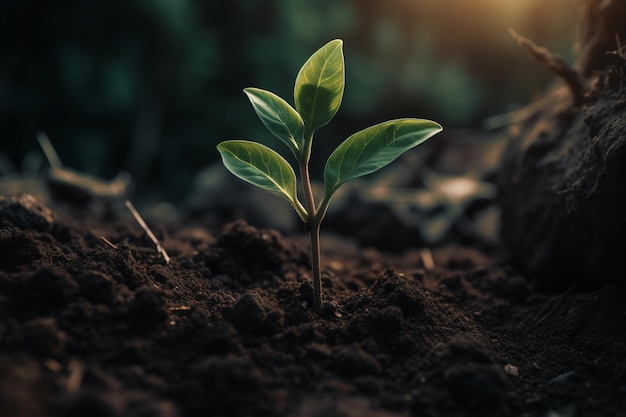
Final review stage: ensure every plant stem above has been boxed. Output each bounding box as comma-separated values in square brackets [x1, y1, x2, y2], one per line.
[309, 220, 322, 311]
[299, 152, 323, 312]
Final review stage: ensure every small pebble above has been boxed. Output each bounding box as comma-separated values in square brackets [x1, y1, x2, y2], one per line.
[503, 364, 519, 376]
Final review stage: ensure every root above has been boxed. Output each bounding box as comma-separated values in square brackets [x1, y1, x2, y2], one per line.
[509, 29, 585, 106]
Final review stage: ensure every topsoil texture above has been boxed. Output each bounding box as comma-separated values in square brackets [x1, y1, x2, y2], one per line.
[0, 193, 625, 417]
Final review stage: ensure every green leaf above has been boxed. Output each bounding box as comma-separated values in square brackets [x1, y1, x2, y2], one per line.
[244, 88, 304, 157]
[295, 39, 344, 138]
[323, 119, 443, 198]
[217, 140, 306, 218]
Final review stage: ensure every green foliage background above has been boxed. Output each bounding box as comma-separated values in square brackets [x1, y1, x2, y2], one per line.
[0, 0, 576, 201]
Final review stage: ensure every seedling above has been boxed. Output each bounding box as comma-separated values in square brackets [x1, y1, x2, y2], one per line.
[217, 39, 442, 311]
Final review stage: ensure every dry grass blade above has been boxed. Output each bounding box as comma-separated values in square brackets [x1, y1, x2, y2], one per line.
[420, 248, 435, 271]
[125, 200, 171, 264]
[100, 236, 118, 250]
[66, 361, 84, 394]
[36, 131, 63, 169]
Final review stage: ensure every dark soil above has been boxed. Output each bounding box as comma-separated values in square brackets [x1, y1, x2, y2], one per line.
[498, 63, 626, 290]
[498, 1, 626, 289]
[1, 193, 625, 417]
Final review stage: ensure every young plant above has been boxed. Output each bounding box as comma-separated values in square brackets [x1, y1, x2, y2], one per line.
[217, 39, 442, 312]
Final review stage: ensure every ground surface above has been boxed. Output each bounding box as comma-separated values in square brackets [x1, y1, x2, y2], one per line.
[1, 193, 625, 417]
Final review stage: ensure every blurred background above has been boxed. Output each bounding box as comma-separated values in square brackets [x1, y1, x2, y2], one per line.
[1, 0, 577, 204]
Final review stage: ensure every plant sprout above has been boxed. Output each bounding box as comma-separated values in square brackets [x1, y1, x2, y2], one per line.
[217, 39, 442, 312]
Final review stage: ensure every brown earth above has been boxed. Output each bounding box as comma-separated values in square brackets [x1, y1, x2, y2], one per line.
[1, 193, 624, 417]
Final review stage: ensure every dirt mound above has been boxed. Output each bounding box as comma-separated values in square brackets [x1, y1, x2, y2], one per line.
[1, 194, 625, 416]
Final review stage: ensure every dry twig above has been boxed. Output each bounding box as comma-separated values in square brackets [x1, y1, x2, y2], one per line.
[36, 131, 63, 169]
[169, 306, 191, 312]
[125, 200, 170, 264]
[420, 248, 435, 271]
[36, 131, 132, 201]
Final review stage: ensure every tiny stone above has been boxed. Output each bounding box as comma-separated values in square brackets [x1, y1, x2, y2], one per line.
[504, 364, 519, 376]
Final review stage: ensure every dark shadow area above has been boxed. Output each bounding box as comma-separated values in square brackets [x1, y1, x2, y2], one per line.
[1, 0, 576, 202]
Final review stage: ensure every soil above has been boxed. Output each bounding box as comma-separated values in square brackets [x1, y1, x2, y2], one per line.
[498, 0, 626, 289]
[498, 61, 626, 290]
[1, 193, 625, 417]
